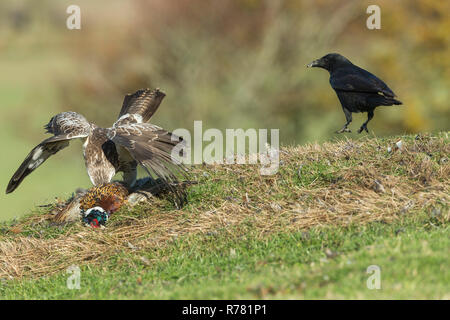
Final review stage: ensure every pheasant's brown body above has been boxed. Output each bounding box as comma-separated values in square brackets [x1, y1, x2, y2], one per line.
[79, 183, 129, 213]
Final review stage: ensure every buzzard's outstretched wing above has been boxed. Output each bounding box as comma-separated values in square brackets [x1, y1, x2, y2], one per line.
[117, 88, 166, 125]
[6, 112, 91, 194]
[109, 123, 187, 206]
[7, 136, 82, 193]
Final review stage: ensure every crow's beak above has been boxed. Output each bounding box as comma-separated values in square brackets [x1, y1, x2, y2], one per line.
[307, 59, 319, 68]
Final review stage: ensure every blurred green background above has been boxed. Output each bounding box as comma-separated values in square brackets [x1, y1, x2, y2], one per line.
[0, 0, 449, 220]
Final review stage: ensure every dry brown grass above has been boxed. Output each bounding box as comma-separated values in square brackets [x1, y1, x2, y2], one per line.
[0, 133, 448, 279]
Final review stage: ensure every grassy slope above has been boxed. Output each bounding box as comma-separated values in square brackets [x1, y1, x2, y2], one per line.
[0, 133, 448, 299]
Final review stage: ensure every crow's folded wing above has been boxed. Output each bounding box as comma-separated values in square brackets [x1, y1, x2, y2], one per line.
[330, 67, 396, 98]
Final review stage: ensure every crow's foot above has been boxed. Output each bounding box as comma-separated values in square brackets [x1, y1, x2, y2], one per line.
[336, 127, 351, 134]
[357, 125, 368, 134]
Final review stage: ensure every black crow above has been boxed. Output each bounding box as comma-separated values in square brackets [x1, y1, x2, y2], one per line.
[307, 53, 402, 133]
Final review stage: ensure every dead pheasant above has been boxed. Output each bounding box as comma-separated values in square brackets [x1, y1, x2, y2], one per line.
[53, 182, 129, 225]
[52, 177, 189, 226]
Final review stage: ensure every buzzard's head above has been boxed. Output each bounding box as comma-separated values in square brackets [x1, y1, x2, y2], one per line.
[43, 111, 91, 136]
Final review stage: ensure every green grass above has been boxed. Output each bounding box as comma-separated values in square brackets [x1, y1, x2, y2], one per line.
[0, 211, 448, 299]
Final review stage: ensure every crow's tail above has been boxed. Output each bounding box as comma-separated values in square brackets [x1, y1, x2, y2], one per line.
[380, 97, 402, 106]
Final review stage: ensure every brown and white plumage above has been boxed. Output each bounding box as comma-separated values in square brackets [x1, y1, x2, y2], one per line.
[117, 88, 166, 124]
[6, 88, 187, 206]
[6, 112, 91, 194]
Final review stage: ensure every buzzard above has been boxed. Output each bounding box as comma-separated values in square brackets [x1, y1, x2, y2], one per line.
[307, 53, 402, 133]
[6, 88, 187, 205]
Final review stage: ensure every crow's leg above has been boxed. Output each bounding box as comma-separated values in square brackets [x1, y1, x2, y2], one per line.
[336, 108, 352, 133]
[358, 110, 374, 134]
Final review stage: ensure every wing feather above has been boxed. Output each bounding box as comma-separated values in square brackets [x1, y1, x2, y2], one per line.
[110, 123, 188, 206]
[7, 136, 73, 193]
[331, 67, 396, 98]
[6, 112, 91, 194]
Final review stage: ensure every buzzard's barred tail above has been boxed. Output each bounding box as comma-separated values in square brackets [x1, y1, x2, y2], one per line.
[118, 88, 166, 122]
